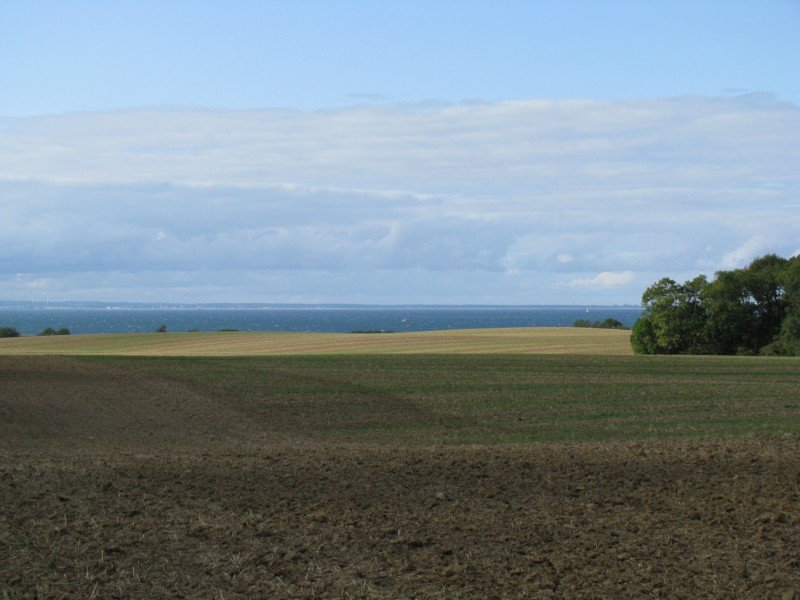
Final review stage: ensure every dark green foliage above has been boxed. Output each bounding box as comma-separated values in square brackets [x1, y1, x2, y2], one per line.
[764, 257, 800, 356]
[632, 254, 800, 355]
[631, 276, 709, 354]
[573, 318, 626, 330]
[349, 330, 396, 334]
[630, 316, 659, 354]
[761, 316, 800, 356]
[0, 327, 20, 338]
[155, 324, 167, 333]
[38, 327, 71, 336]
[701, 270, 753, 354]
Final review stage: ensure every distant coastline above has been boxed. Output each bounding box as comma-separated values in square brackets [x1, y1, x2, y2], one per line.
[0, 304, 643, 336]
[0, 300, 642, 310]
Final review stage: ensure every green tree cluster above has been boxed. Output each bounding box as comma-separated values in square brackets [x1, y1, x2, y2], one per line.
[573, 317, 627, 330]
[38, 326, 71, 336]
[0, 326, 20, 338]
[631, 254, 800, 356]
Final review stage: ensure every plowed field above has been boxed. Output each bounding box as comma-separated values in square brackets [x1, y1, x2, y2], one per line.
[3, 442, 799, 598]
[2, 354, 799, 598]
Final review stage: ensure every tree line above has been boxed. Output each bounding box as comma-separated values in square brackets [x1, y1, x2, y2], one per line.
[631, 254, 800, 356]
[0, 326, 71, 337]
[573, 317, 627, 330]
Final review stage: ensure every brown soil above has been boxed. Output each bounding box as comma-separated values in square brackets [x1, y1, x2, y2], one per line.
[3, 440, 799, 598]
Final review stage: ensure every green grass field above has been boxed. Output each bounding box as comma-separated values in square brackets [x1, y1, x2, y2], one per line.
[110, 353, 800, 443]
[2, 328, 798, 447]
[3, 352, 798, 449]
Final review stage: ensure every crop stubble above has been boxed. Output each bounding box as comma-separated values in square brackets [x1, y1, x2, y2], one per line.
[0, 327, 634, 356]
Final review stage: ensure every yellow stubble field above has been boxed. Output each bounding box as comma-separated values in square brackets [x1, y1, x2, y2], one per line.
[0, 326, 634, 356]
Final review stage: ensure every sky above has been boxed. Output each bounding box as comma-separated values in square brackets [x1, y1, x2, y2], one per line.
[1, 1, 799, 304]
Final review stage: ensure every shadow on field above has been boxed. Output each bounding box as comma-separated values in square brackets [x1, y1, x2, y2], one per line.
[0, 356, 254, 451]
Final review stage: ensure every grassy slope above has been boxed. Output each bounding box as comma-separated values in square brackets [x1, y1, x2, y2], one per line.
[3, 353, 799, 450]
[0, 327, 633, 356]
[2, 327, 797, 447]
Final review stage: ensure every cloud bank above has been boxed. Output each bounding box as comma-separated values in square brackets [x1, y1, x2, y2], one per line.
[1, 95, 798, 303]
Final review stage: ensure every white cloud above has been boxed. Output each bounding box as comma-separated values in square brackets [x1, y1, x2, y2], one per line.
[569, 271, 636, 288]
[720, 236, 766, 269]
[0, 96, 798, 303]
[2, 97, 797, 195]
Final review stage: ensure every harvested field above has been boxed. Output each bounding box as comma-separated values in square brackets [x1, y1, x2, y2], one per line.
[3, 441, 799, 598]
[2, 353, 799, 597]
[0, 327, 634, 356]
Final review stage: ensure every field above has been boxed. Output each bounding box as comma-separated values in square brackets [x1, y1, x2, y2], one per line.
[0, 327, 633, 356]
[2, 329, 800, 597]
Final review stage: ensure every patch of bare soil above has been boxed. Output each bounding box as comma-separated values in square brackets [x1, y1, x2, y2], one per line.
[2, 440, 799, 598]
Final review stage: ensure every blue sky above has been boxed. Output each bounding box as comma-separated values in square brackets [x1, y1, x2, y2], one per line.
[1, 1, 799, 303]
[3, 1, 799, 115]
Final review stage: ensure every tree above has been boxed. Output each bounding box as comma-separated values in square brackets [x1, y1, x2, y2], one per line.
[631, 276, 709, 354]
[600, 317, 626, 329]
[155, 324, 167, 333]
[630, 316, 659, 354]
[40, 326, 71, 336]
[701, 270, 753, 354]
[763, 256, 800, 355]
[573, 318, 627, 329]
[741, 254, 788, 352]
[632, 254, 800, 356]
[0, 327, 20, 338]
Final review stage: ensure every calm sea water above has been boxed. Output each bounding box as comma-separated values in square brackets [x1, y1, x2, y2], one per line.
[0, 306, 642, 335]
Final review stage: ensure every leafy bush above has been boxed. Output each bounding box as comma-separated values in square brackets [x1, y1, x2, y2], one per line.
[155, 324, 167, 333]
[573, 318, 627, 330]
[39, 326, 71, 336]
[349, 330, 396, 334]
[0, 326, 20, 338]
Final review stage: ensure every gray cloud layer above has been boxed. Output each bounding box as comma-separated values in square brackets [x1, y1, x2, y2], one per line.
[1, 96, 798, 303]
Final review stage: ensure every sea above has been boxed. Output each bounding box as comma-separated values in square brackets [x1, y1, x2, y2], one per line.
[0, 305, 642, 336]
